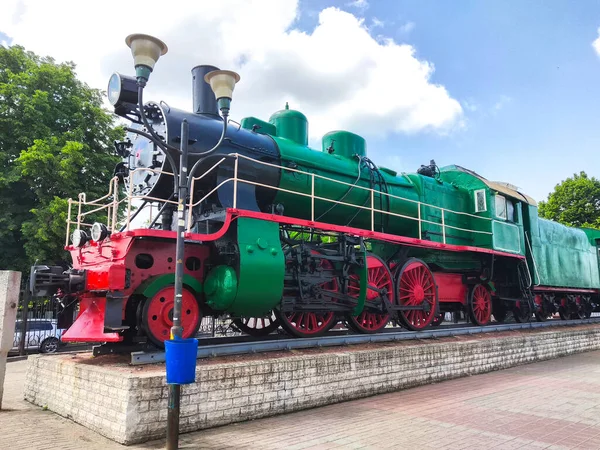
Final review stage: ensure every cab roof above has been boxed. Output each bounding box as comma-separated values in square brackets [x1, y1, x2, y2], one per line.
[441, 165, 538, 206]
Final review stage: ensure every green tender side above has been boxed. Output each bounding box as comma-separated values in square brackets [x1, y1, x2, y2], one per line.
[231, 217, 285, 316]
[527, 212, 600, 288]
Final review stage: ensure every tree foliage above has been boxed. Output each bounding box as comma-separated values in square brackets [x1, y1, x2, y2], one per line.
[538, 171, 600, 229]
[0, 44, 123, 273]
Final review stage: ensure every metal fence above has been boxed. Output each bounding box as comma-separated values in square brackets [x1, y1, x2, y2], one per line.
[197, 316, 243, 338]
[11, 285, 69, 355]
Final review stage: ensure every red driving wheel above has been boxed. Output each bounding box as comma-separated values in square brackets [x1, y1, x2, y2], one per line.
[346, 254, 393, 334]
[141, 285, 202, 347]
[395, 259, 438, 331]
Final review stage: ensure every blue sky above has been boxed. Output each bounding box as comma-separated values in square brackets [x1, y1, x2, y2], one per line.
[294, 0, 600, 202]
[2, 0, 600, 203]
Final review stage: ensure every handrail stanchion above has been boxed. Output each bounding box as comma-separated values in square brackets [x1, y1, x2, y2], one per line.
[77, 193, 84, 232]
[232, 156, 239, 209]
[441, 209, 446, 244]
[311, 173, 315, 222]
[187, 177, 196, 233]
[106, 178, 114, 230]
[371, 189, 375, 232]
[107, 201, 112, 231]
[66, 199, 72, 247]
[112, 177, 119, 233]
[126, 177, 134, 231]
[417, 203, 422, 240]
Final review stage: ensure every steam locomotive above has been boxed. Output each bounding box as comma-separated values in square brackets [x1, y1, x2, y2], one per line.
[30, 34, 600, 349]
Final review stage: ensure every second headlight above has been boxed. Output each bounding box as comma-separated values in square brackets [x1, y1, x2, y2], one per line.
[91, 222, 109, 242]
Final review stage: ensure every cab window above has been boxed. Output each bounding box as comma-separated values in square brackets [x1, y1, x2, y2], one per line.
[495, 195, 507, 220]
[495, 195, 516, 222]
[506, 200, 515, 222]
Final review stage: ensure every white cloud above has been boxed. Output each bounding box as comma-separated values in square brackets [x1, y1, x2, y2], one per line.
[347, 0, 369, 10]
[371, 17, 384, 28]
[593, 27, 600, 57]
[0, 1, 463, 143]
[399, 22, 415, 34]
[493, 95, 512, 113]
[462, 99, 478, 112]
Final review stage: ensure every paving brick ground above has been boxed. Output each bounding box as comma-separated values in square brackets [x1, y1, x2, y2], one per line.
[2, 350, 600, 449]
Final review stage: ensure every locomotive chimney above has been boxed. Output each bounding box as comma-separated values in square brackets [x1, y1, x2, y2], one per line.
[191, 65, 220, 117]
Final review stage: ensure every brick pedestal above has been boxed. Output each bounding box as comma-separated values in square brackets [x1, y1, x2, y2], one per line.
[24, 324, 600, 445]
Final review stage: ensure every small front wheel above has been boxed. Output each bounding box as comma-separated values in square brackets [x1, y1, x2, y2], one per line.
[468, 284, 492, 326]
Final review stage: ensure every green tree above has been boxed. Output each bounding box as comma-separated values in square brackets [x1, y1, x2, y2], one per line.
[0, 44, 123, 273]
[538, 171, 600, 229]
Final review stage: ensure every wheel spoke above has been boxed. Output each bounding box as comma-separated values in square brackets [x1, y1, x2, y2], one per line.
[468, 284, 491, 325]
[396, 260, 437, 330]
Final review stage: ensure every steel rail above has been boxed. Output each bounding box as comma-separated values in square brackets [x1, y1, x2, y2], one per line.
[130, 317, 600, 365]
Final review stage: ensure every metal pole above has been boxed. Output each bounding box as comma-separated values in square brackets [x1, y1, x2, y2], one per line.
[166, 119, 188, 450]
[18, 282, 30, 356]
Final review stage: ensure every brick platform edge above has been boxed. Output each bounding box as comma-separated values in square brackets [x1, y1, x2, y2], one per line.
[23, 325, 600, 445]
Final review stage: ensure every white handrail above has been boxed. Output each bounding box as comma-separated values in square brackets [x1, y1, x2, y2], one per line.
[205, 175, 493, 238]
[232, 152, 491, 222]
[187, 156, 228, 228]
[65, 151, 494, 247]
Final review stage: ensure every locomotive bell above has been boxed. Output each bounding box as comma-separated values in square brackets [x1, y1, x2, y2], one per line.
[125, 33, 168, 81]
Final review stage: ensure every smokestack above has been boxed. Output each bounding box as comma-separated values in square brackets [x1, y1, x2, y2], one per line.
[191, 65, 220, 117]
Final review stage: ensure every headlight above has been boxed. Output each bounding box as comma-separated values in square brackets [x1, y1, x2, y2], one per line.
[71, 229, 89, 248]
[107, 73, 121, 105]
[107, 72, 138, 106]
[91, 223, 109, 242]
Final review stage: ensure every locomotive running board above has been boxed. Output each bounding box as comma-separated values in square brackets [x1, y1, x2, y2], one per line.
[130, 317, 600, 365]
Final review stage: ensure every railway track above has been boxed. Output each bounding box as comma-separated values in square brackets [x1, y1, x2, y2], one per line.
[129, 316, 600, 365]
